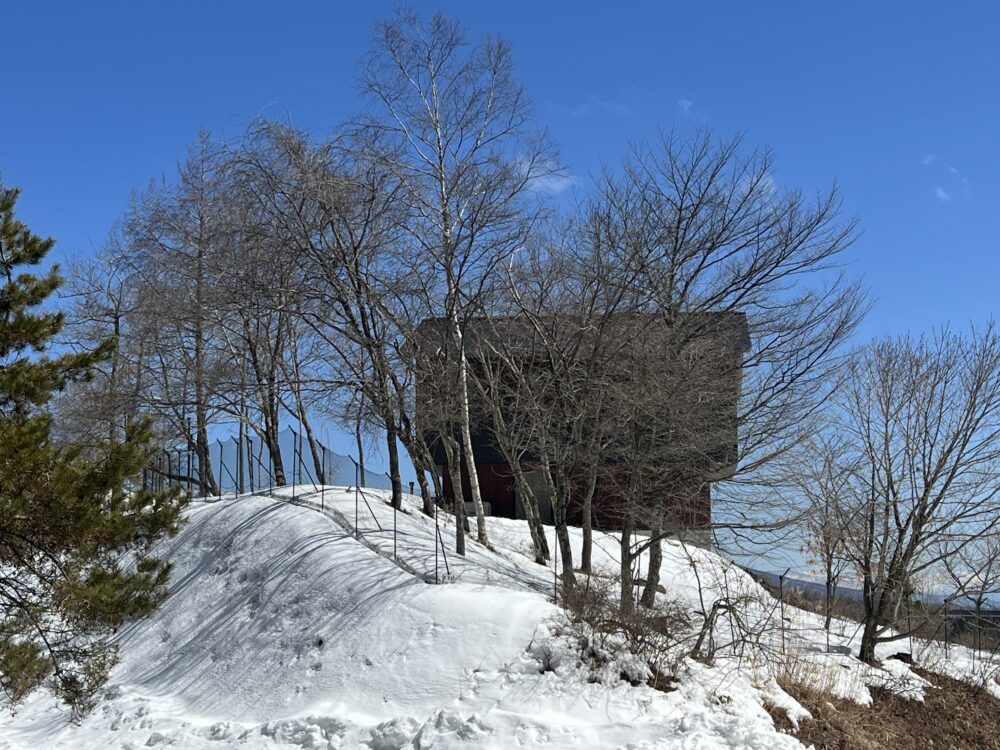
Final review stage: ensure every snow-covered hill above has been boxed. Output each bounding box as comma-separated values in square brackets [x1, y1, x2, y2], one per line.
[0, 487, 994, 748]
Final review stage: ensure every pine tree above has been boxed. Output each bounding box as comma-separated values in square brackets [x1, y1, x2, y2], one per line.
[0, 182, 186, 718]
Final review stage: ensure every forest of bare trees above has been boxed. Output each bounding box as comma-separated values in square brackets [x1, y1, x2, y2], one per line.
[58, 10, 1000, 662]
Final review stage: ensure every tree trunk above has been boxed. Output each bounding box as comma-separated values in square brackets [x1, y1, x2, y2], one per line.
[263, 398, 285, 485]
[302, 415, 324, 485]
[859, 574, 882, 663]
[620, 514, 635, 613]
[824, 557, 837, 632]
[859, 620, 878, 664]
[195, 409, 218, 496]
[442, 434, 466, 556]
[355, 392, 367, 486]
[580, 465, 598, 574]
[385, 417, 403, 509]
[640, 528, 663, 608]
[453, 318, 489, 545]
[544, 459, 576, 586]
[415, 470, 435, 516]
[398, 424, 438, 516]
[511, 465, 549, 563]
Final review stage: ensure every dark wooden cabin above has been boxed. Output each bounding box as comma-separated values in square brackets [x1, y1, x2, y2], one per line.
[415, 312, 750, 532]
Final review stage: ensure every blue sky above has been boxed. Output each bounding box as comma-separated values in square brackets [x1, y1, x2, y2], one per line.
[5, 1, 998, 481]
[7, 2, 997, 335]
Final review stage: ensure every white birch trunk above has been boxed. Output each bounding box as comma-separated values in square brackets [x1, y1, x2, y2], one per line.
[453, 317, 489, 545]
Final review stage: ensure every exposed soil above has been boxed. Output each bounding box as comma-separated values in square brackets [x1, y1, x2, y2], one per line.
[771, 668, 1000, 749]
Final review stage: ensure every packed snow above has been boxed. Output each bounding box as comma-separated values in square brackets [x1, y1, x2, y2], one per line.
[0, 486, 996, 749]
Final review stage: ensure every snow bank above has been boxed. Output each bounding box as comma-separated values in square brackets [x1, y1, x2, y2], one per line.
[4, 485, 991, 748]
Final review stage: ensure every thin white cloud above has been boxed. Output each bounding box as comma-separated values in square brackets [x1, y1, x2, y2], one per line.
[571, 93, 631, 119]
[530, 172, 578, 194]
[677, 98, 709, 121]
[923, 155, 970, 200]
[524, 159, 577, 194]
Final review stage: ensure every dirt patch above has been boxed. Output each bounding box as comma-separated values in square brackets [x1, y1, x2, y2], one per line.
[771, 668, 1000, 749]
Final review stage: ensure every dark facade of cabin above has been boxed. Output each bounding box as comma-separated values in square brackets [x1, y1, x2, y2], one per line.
[416, 313, 750, 532]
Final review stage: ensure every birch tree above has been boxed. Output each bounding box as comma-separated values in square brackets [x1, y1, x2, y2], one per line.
[359, 9, 558, 545]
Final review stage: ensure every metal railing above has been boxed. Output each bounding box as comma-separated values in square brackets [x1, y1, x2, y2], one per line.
[143, 429, 455, 583]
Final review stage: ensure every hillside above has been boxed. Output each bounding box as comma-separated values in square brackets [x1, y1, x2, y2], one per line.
[0, 488, 996, 749]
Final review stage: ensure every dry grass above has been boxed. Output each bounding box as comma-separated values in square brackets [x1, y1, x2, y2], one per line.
[558, 575, 689, 690]
[770, 667, 1000, 749]
[775, 652, 859, 699]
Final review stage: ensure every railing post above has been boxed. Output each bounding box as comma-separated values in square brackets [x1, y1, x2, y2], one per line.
[234, 436, 243, 495]
[267, 441, 273, 496]
[778, 568, 789, 657]
[320, 445, 326, 511]
[354, 460, 359, 538]
[945, 601, 950, 655]
[217, 440, 223, 498]
[298, 429, 305, 488]
[247, 437, 255, 494]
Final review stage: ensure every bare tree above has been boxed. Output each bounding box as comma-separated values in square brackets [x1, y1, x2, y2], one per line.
[229, 123, 426, 508]
[576, 133, 867, 608]
[943, 533, 1000, 657]
[57, 240, 146, 449]
[359, 9, 559, 545]
[794, 432, 855, 630]
[836, 326, 1000, 663]
[118, 133, 236, 494]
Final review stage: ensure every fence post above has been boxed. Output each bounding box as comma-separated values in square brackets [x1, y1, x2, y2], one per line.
[779, 573, 785, 656]
[299, 429, 306, 489]
[976, 600, 982, 668]
[247, 437, 255, 494]
[945, 602, 950, 656]
[292, 431, 298, 503]
[186, 450, 192, 493]
[320, 445, 326, 511]
[354, 460, 359, 539]
[217, 441, 223, 498]
[267, 441, 273, 496]
[234, 437, 243, 495]
[394, 498, 397, 561]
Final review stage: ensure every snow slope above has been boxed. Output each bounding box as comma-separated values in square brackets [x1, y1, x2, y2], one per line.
[1, 486, 994, 748]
